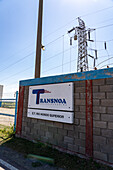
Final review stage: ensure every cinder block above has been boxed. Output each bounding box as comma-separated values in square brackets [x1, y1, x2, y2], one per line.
[107, 139, 113, 147]
[79, 146, 85, 154]
[75, 126, 86, 133]
[46, 121, 54, 127]
[74, 93, 79, 99]
[48, 127, 58, 133]
[93, 135, 106, 144]
[107, 92, 113, 99]
[30, 128, 38, 136]
[100, 85, 113, 92]
[93, 114, 100, 121]
[54, 134, 63, 142]
[74, 139, 85, 147]
[75, 112, 85, 119]
[109, 154, 113, 163]
[64, 136, 74, 144]
[93, 143, 100, 151]
[108, 123, 113, 130]
[22, 122, 27, 127]
[94, 151, 107, 161]
[64, 124, 74, 130]
[38, 120, 46, 125]
[68, 130, 74, 137]
[23, 108, 27, 115]
[25, 126, 30, 134]
[68, 130, 78, 138]
[106, 78, 113, 85]
[80, 133, 85, 140]
[31, 119, 37, 124]
[93, 93, 105, 99]
[54, 122, 63, 128]
[100, 144, 113, 155]
[80, 119, 86, 126]
[101, 99, 113, 106]
[38, 130, 45, 136]
[68, 144, 79, 152]
[80, 93, 86, 99]
[93, 79, 105, 86]
[21, 131, 26, 136]
[93, 99, 100, 106]
[101, 114, 113, 122]
[107, 107, 113, 114]
[80, 106, 86, 112]
[75, 81, 85, 87]
[40, 125, 48, 131]
[34, 123, 40, 130]
[75, 99, 85, 106]
[93, 106, 106, 113]
[74, 119, 79, 125]
[76, 87, 85, 93]
[93, 128, 100, 135]
[93, 86, 99, 93]
[102, 129, 113, 137]
[27, 122, 34, 128]
[93, 121, 107, 128]
[75, 106, 80, 112]
[58, 128, 67, 136]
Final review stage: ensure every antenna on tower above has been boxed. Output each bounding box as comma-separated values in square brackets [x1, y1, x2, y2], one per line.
[68, 17, 97, 72]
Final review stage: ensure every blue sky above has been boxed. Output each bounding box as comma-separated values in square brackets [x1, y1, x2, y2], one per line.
[0, 0, 113, 97]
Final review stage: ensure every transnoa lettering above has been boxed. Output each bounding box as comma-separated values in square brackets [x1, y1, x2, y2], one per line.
[40, 98, 66, 104]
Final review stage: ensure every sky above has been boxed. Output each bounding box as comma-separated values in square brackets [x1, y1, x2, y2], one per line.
[1, 0, 113, 97]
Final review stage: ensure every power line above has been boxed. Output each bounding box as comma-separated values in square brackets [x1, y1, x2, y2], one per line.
[100, 62, 113, 69]
[44, 5, 113, 39]
[45, 34, 66, 47]
[80, 5, 113, 18]
[96, 23, 113, 30]
[96, 56, 113, 67]
[96, 38, 113, 43]
[42, 46, 77, 63]
[42, 58, 77, 74]
[0, 52, 35, 73]
[0, 66, 33, 82]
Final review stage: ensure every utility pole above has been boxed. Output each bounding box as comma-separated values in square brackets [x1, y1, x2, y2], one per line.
[68, 17, 97, 72]
[35, 0, 43, 78]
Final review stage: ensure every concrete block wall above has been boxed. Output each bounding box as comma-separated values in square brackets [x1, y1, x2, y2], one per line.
[16, 68, 113, 165]
[21, 81, 86, 154]
[92, 78, 113, 163]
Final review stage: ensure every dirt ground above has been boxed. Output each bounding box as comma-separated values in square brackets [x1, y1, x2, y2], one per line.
[0, 108, 15, 126]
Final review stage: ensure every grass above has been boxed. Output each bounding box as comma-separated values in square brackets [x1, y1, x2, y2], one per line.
[1, 102, 15, 109]
[0, 125, 14, 143]
[0, 125, 113, 170]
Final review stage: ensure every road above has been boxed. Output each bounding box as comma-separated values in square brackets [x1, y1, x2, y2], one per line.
[0, 108, 15, 126]
[0, 146, 63, 170]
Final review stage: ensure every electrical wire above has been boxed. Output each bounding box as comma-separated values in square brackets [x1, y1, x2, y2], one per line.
[100, 62, 113, 69]
[96, 56, 113, 67]
[0, 66, 33, 82]
[80, 5, 113, 18]
[42, 46, 77, 63]
[0, 52, 35, 73]
[96, 23, 113, 30]
[44, 5, 113, 38]
[42, 58, 77, 74]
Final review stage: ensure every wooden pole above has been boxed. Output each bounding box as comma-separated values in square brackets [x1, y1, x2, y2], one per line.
[35, 0, 43, 78]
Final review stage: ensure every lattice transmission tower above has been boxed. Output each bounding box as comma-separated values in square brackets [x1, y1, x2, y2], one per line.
[68, 17, 97, 72]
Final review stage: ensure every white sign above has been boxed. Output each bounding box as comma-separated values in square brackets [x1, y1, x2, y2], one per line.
[28, 83, 73, 111]
[28, 109, 74, 124]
